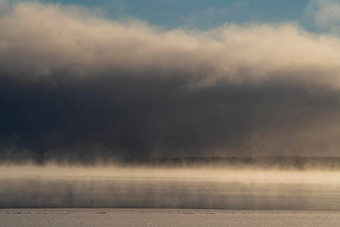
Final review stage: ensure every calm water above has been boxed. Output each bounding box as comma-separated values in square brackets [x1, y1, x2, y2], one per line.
[1, 209, 340, 227]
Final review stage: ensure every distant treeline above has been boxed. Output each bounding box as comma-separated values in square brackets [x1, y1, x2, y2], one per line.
[137, 156, 340, 170]
[1, 153, 340, 170]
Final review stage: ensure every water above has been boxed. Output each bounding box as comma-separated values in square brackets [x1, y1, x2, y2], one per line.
[1, 209, 340, 227]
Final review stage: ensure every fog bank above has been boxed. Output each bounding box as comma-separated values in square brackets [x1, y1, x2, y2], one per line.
[1, 164, 340, 209]
[0, 1, 340, 162]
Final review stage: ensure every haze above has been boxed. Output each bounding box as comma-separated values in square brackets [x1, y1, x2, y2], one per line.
[0, 0, 340, 213]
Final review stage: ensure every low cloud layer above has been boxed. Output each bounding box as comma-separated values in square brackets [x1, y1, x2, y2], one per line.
[0, 1, 340, 162]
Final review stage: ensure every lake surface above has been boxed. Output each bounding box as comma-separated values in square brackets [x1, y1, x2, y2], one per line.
[1, 209, 340, 227]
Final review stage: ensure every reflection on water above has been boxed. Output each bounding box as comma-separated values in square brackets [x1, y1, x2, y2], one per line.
[1, 165, 340, 210]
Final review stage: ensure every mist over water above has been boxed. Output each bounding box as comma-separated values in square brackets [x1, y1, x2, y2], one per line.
[1, 164, 340, 210]
[0, 1, 340, 213]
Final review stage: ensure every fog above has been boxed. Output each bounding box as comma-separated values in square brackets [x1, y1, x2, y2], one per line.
[0, 1, 340, 162]
[1, 164, 339, 210]
[0, 1, 340, 210]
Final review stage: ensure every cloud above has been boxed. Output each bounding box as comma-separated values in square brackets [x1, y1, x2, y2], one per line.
[0, 1, 340, 162]
[2, 1, 340, 87]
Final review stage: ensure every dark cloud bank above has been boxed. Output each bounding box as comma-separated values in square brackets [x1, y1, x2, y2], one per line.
[0, 1, 340, 163]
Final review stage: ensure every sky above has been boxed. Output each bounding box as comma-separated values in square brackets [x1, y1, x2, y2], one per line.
[0, 0, 340, 163]
[42, 0, 310, 29]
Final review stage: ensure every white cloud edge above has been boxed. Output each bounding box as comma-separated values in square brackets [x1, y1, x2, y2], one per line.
[0, 1, 340, 89]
